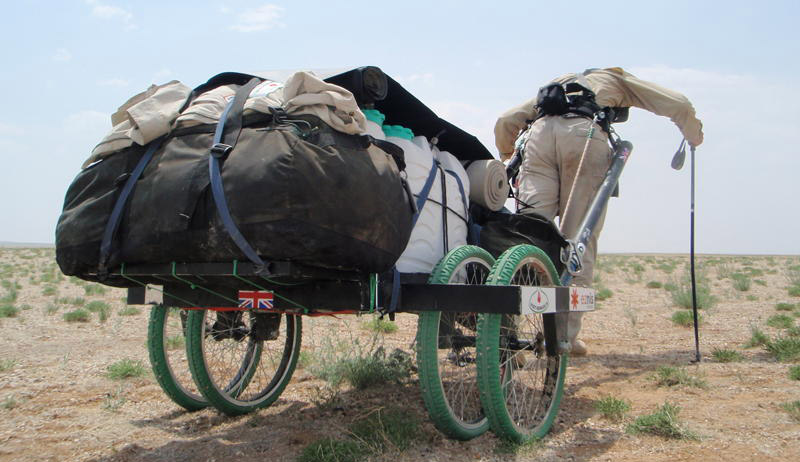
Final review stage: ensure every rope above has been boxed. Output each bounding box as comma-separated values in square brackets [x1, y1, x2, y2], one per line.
[560, 115, 599, 232]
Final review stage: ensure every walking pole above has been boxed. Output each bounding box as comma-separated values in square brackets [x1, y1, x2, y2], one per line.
[689, 146, 701, 363]
[671, 140, 700, 362]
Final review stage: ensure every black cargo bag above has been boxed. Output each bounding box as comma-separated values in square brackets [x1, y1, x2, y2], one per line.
[477, 209, 567, 274]
[56, 86, 414, 282]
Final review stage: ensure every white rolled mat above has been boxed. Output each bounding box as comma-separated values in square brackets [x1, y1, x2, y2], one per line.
[466, 159, 510, 211]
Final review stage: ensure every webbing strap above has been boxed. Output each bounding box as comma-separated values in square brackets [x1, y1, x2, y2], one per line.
[412, 159, 440, 228]
[98, 137, 165, 276]
[387, 266, 401, 314]
[208, 78, 265, 271]
[443, 169, 469, 221]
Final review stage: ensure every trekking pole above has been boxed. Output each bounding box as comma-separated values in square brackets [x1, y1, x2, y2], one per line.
[689, 145, 701, 363]
[671, 140, 700, 362]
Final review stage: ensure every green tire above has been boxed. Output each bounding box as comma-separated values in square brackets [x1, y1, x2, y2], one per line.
[417, 245, 495, 440]
[186, 309, 301, 416]
[147, 305, 208, 411]
[476, 244, 568, 443]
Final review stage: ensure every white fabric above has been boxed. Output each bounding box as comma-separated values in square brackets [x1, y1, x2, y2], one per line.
[86, 80, 191, 167]
[466, 159, 509, 211]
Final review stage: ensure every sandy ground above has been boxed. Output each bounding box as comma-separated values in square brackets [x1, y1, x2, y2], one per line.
[0, 249, 798, 462]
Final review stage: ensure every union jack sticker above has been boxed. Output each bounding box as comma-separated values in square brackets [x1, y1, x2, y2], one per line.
[238, 290, 275, 311]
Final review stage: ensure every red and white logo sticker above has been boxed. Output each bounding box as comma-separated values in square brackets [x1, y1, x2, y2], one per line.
[528, 288, 550, 313]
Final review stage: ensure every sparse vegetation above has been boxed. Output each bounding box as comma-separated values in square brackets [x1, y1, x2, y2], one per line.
[765, 337, 800, 362]
[776, 302, 795, 311]
[594, 396, 631, 422]
[362, 317, 398, 334]
[83, 284, 107, 296]
[788, 365, 800, 381]
[596, 286, 613, 301]
[0, 304, 19, 318]
[766, 314, 794, 329]
[671, 310, 701, 327]
[732, 273, 752, 291]
[165, 335, 184, 350]
[711, 348, 743, 363]
[64, 308, 91, 323]
[0, 359, 16, 372]
[646, 281, 662, 289]
[745, 327, 770, 348]
[780, 401, 800, 423]
[85, 300, 111, 322]
[668, 273, 716, 310]
[106, 359, 146, 380]
[118, 306, 140, 316]
[298, 407, 420, 462]
[653, 365, 707, 388]
[626, 402, 698, 440]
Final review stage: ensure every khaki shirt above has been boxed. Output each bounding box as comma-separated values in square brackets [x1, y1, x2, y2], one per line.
[494, 67, 704, 160]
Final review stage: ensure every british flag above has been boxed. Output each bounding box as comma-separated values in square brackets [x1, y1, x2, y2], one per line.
[238, 290, 275, 310]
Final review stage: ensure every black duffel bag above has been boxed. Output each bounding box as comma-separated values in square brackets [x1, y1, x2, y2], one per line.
[56, 75, 414, 282]
[476, 208, 567, 275]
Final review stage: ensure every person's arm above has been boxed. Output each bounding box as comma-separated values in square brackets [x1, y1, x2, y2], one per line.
[494, 98, 537, 160]
[612, 69, 704, 147]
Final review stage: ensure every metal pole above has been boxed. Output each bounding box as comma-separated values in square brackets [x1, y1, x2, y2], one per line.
[690, 146, 701, 363]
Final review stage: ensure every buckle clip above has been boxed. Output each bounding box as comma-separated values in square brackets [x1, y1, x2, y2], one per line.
[210, 143, 233, 158]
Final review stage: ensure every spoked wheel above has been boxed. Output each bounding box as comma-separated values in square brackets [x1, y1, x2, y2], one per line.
[147, 305, 208, 411]
[477, 244, 568, 443]
[186, 309, 301, 416]
[417, 245, 495, 440]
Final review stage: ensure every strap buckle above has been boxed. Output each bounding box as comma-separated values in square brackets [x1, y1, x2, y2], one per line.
[210, 143, 233, 158]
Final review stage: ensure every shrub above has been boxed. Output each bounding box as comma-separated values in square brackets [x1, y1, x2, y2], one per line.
[312, 346, 413, 390]
[781, 401, 800, 423]
[85, 301, 111, 322]
[349, 407, 420, 452]
[731, 273, 751, 292]
[0, 304, 19, 318]
[776, 303, 795, 311]
[711, 348, 743, 363]
[106, 359, 146, 380]
[42, 285, 57, 296]
[118, 306, 141, 316]
[766, 337, 800, 362]
[0, 287, 17, 304]
[83, 284, 107, 296]
[671, 310, 701, 328]
[646, 281, 662, 289]
[788, 286, 800, 297]
[594, 396, 631, 422]
[63, 309, 91, 323]
[298, 438, 366, 462]
[0, 359, 16, 372]
[788, 365, 800, 381]
[653, 365, 707, 388]
[766, 314, 794, 329]
[596, 287, 613, 301]
[626, 402, 698, 440]
[669, 274, 716, 310]
[745, 327, 770, 348]
[362, 317, 398, 334]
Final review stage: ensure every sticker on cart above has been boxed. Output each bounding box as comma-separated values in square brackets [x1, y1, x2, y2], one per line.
[569, 287, 595, 312]
[527, 288, 551, 313]
[239, 290, 275, 311]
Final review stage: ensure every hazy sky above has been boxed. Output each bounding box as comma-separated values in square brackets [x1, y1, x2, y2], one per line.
[1, 0, 798, 254]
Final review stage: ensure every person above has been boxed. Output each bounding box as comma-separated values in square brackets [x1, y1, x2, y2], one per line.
[494, 67, 704, 355]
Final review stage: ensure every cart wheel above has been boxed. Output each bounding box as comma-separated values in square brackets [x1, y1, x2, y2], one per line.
[417, 245, 495, 440]
[476, 244, 567, 443]
[186, 309, 301, 416]
[147, 305, 208, 411]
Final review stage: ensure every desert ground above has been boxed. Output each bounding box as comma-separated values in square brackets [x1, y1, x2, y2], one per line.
[0, 248, 798, 462]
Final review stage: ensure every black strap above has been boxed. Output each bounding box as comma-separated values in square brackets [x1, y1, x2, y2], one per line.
[97, 137, 165, 277]
[208, 78, 266, 271]
[369, 137, 406, 171]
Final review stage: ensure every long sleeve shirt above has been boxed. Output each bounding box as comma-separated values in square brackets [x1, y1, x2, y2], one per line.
[494, 67, 704, 160]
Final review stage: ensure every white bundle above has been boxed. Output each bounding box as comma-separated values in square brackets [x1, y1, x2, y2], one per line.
[466, 159, 509, 211]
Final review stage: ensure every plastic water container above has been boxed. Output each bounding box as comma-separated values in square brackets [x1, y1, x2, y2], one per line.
[385, 127, 469, 273]
[362, 109, 386, 140]
[433, 146, 470, 252]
